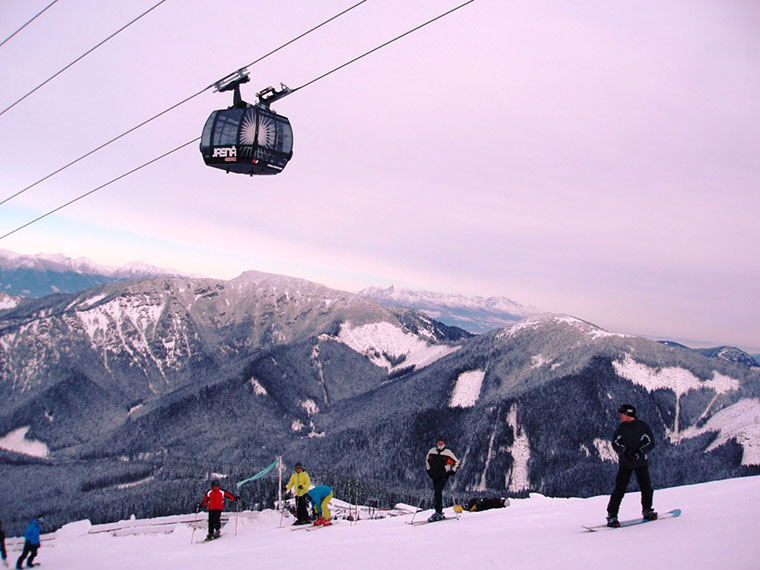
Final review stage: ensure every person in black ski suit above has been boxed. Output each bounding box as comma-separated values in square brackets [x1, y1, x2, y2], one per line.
[606, 404, 657, 527]
[425, 435, 459, 522]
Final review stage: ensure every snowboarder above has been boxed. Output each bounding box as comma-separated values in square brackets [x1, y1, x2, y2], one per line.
[606, 404, 657, 527]
[425, 435, 459, 522]
[15, 516, 43, 569]
[196, 480, 238, 540]
[285, 462, 312, 525]
[305, 485, 333, 526]
[1, 519, 8, 568]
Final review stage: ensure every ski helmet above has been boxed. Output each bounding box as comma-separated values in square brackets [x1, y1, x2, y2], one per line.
[618, 404, 636, 418]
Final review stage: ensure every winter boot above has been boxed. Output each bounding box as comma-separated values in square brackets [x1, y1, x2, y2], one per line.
[606, 515, 620, 528]
[313, 516, 325, 526]
[321, 519, 332, 526]
[428, 512, 445, 523]
[643, 509, 658, 521]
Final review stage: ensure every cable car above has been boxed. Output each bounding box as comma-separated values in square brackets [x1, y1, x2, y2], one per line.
[200, 70, 294, 175]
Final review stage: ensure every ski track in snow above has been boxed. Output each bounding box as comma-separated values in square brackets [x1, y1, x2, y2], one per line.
[336, 321, 458, 371]
[504, 405, 530, 492]
[449, 370, 485, 408]
[249, 377, 268, 396]
[592, 438, 618, 463]
[13, 476, 760, 570]
[611, 356, 758, 462]
[0, 425, 49, 458]
[680, 399, 760, 465]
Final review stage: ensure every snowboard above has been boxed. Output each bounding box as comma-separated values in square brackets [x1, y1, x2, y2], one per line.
[582, 508, 681, 532]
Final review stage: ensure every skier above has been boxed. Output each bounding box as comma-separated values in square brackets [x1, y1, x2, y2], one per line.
[305, 485, 333, 526]
[0, 519, 8, 568]
[15, 516, 43, 569]
[606, 404, 658, 527]
[284, 462, 312, 525]
[196, 480, 238, 540]
[425, 435, 459, 522]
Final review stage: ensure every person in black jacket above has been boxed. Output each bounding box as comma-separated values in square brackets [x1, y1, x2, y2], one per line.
[425, 435, 460, 522]
[606, 404, 657, 527]
[1, 518, 8, 568]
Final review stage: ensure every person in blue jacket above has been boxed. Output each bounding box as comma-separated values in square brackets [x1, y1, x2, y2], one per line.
[305, 485, 333, 526]
[16, 516, 43, 569]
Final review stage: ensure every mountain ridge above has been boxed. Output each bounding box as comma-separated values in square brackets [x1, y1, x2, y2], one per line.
[0, 248, 182, 297]
[1, 268, 758, 534]
[359, 285, 542, 333]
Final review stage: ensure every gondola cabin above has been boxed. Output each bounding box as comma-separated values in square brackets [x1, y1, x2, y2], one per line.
[200, 71, 293, 175]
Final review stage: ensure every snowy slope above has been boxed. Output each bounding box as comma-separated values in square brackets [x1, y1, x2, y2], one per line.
[9, 476, 759, 570]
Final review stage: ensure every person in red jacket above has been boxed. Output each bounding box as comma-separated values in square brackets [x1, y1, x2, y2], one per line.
[196, 480, 238, 540]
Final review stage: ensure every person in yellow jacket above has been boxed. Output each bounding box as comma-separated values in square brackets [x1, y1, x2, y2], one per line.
[285, 462, 311, 525]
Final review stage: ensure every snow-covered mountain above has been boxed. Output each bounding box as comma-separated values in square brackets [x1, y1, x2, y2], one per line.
[659, 340, 758, 368]
[1, 272, 758, 537]
[3, 476, 758, 570]
[359, 285, 542, 333]
[0, 248, 181, 297]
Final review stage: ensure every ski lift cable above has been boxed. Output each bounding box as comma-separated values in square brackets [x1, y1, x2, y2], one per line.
[0, 0, 371, 207]
[0, 0, 475, 242]
[238, 0, 370, 77]
[0, 0, 60, 50]
[0, 138, 201, 242]
[292, 0, 475, 94]
[0, 0, 169, 119]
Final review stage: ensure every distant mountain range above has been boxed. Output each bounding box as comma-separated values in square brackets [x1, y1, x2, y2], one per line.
[1, 269, 758, 535]
[659, 341, 759, 368]
[0, 248, 180, 298]
[3, 249, 755, 366]
[359, 285, 542, 333]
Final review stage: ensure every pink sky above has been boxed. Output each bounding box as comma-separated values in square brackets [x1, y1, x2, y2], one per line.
[0, 0, 758, 351]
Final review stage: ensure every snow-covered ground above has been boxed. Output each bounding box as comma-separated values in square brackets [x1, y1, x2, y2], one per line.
[8, 476, 759, 570]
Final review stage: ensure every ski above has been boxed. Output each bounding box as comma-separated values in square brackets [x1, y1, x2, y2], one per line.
[288, 522, 313, 531]
[583, 508, 682, 532]
[291, 521, 337, 531]
[406, 516, 459, 526]
[303, 522, 336, 531]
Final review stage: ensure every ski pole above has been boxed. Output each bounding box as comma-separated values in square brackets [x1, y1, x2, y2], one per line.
[346, 478, 352, 523]
[190, 506, 199, 544]
[235, 497, 240, 536]
[355, 478, 360, 524]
